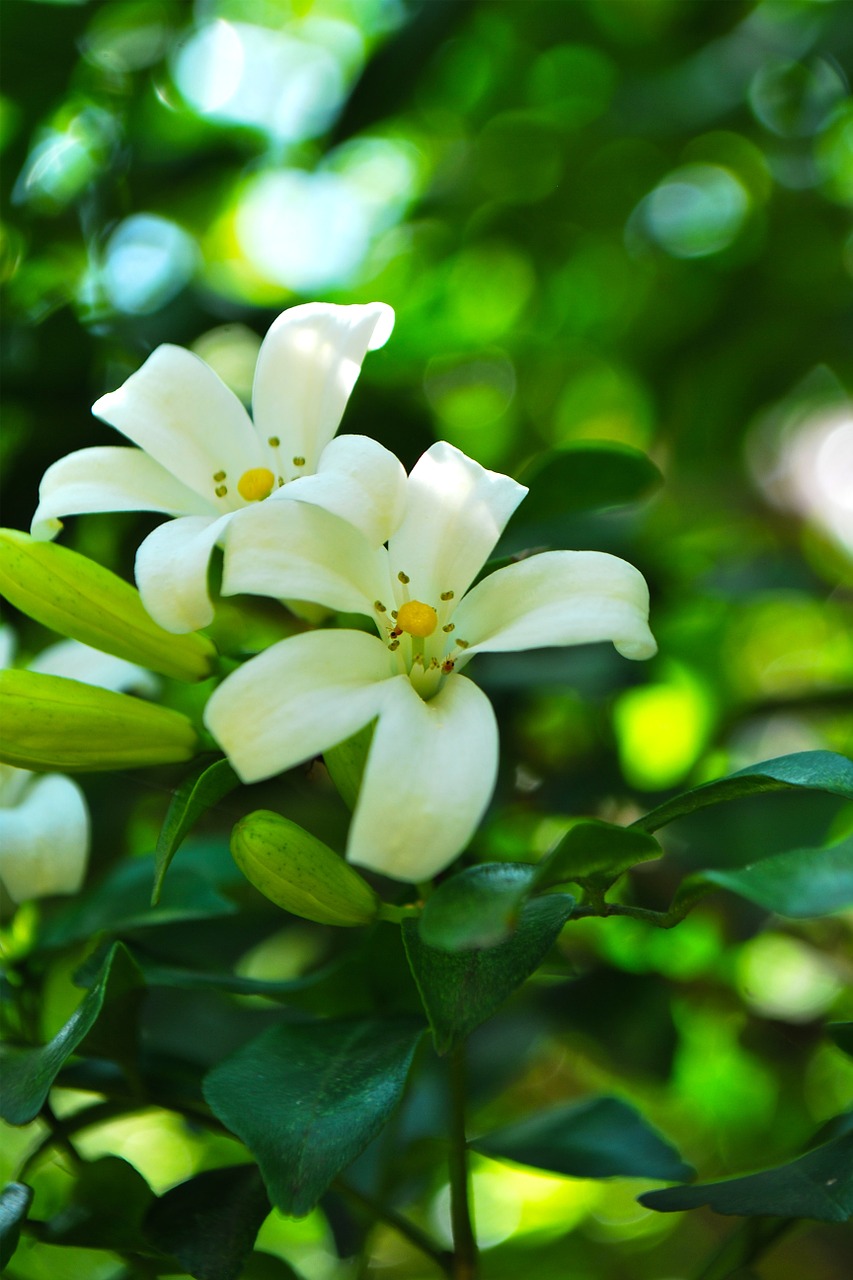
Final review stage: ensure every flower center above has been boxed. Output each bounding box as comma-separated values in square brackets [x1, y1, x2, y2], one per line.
[394, 600, 438, 637]
[237, 468, 276, 502]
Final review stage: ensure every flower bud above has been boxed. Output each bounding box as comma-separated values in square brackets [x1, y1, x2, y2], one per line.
[231, 809, 380, 926]
[0, 669, 200, 771]
[0, 529, 216, 682]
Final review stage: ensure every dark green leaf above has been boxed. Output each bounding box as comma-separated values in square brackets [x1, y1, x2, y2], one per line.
[241, 1254, 304, 1280]
[827, 1023, 853, 1058]
[502, 443, 662, 549]
[144, 1165, 270, 1280]
[692, 1219, 794, 1280]
[700, 833, 853, 917]
[533, 820, 662, 891]
[639, 1129, 853, 1221]
[471, 1096, 693, 1181]
[420, 863, 561, 950]
[203, 1018, 423, 1217]
[0, 1182, 33, 1269]
[403, 893, 574, 1053]
[40, 856, 236, 950]
[137, 956, 348, 1002]
[42, 1156, 153, 1251]
[0, 944, 143, 1125]
[153, 756, 240, 904]
[634, 752, 853, 834]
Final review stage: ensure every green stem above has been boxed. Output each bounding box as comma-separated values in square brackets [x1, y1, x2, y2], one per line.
[335, 1180, 452, 1277]
[448, 1043, 477, 1280]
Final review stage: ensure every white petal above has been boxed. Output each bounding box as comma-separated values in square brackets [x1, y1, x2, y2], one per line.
[281, 434, 408, 547]
[93, 345, 262, 504]
[453, 550, 657, 662]
[31, 446, 214, 539]
[204, 629, 392, 783]
[29, 640, 159, 696]
[0, 772, 89, 901]
[388, 442, 527, 604]
[0, 626, 17, 670]
[135, 514, 234, 633]
[223, 500, 390, 618]
[252, 302, 394, 475]
[348, 673, 499, 883]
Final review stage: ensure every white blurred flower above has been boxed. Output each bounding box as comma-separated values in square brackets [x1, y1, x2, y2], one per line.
[205, 443, 657, 883]
[31, 302, 403, 633]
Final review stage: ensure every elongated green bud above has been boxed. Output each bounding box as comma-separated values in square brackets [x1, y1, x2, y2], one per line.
[0, 669, 200, 771]
[231, 810, 380, 926]
[0, 529, 216, 682]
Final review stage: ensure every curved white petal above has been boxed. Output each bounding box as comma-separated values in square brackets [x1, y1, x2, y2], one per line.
[388, 442, 528, 604]
[31, 446, 213, 539]
[252, 302, 394, 476]
[93, 346, 262, 505]
[348, 673, 499, 883]
[281, 434, 408, 547]
[453, 550, 657, 663]
[29, 640, 159, 697]
[204, 629, 391, 783]
[135, 513, 233, 633]
[223, 500, 390, 619]
[0, 771, 89, 901]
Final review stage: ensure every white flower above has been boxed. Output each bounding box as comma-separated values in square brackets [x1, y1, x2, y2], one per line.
[31, 302, 404, 634]
[204, 443, 657, 883]
[0, 628, 156, 904]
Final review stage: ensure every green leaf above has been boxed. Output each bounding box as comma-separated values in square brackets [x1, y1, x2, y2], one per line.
[403, 892, 574, 1053]
[700, 833, 853, 917]
[0, 1182, 33, 1269]
[144, 1165, 270, 1280]
[153, 756, 240, 905]
[203, 1018, 423, 1217]
[534, 820, 663, 891]
[470, 1096, 694, 1181]
[502, 442, 662, 549]
[634, 751, 853, 834]
[42, 1156, 153, 1251]
[241, 1255, 304, 1280]
[40, 856, 236, 950]
[419, 863, 564, 951]
[0, 943, 143, 1125]
[639, 1128, 853, 1222]
[323, 721, 375, 812]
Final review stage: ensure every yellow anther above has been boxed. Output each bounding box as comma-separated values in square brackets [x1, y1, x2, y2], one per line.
[237, 467, 276, 502]
[213, 470, 226, 482]
[268, 436, 280, 447]
[396, 600, 437, 638]
[215, 484, 228, 498]
[440, 590, 454, 601]
[292, 456, 306, 467]
[398, 571, 410, 584]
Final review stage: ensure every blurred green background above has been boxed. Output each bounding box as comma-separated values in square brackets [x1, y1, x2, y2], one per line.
[1, 0, 852, 1277]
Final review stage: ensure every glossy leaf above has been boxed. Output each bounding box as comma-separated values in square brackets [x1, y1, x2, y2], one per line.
[144, 1164, 270, 1280]
[533, 820, 662, 890]
[153, 756, 240, 904]
[502, 442, 662, 550]
[639, 1128, 853, 1221]
[471, 1095, 694, 1181]
[0, 944, 143, 1125]
[419, 863, 558, 950]
[42, 1156, 153, 1251]
[203, 1018, 423, 1217]
[403, 893, 574, 1053]
[0, 1182, 33, 1269]
[40, 856, 236, 950]
[634, 751, 853, 834]
[700, 833, 853, 917]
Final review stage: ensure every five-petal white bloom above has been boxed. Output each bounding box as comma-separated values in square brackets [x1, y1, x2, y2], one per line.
[0, 628, 157, 903]
[30, 302, 404, 633]
[205, 443, 657, 883]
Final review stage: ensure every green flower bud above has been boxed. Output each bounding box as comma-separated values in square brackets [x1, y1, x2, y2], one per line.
[231, 810, 380, 926]
[0, 529, 216, 682]
[0, 669, 200, 771]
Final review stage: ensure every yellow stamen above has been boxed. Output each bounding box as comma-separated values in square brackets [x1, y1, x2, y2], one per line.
[395, 600, 438, 638]
[237, 467, 276, 502]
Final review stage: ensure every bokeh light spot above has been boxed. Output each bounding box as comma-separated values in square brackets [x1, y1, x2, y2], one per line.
[98, 213, 197, 314]
[737, 933, 843, 1022]
[615, 666, 715, 790]
[749, 56, 848, 139]
[639, 163, 750, 259]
